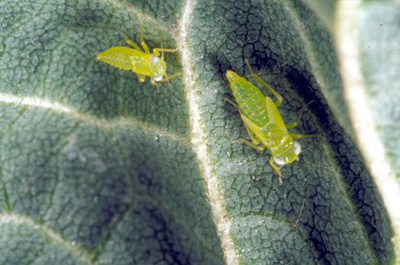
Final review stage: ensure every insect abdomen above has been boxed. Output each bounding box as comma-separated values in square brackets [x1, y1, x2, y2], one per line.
[227, 71, 269, 127]
[97, 47, 133, 70]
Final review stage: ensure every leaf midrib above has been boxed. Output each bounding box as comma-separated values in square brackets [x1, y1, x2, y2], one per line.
[178, 0, 238, 264]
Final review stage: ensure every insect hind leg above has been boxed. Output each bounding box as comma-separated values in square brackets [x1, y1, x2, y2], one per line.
[286, 101, 323, 139]
[224, 97, 265, 149]
[138, 17, 150, 54]
[245, 59, 283, 107]
[288, 132, 320, 139]
[231, 138, 265, 151]
[224, 97, 240, 109]
[120, 31, 141, 51]
[286, 100, 314, 129]
[239, 114, 263, 145]
[225, 97, 262, 146]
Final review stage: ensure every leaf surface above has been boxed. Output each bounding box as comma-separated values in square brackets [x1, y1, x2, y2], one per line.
[0, 0, 395, 264]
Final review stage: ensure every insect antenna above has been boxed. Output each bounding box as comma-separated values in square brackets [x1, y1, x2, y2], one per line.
[298, 134, 323, 155]
[299, 146, 312, 154]
[161, 39, 165, 61]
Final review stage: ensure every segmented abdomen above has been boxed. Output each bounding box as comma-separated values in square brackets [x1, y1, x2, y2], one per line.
[97, 47, 133, 70]
[230, 75, 269, 127]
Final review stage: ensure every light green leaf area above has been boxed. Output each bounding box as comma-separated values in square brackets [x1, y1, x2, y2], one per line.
[357, 3, 400, 182]
[0, 1, 395, 265]
[302, 0, 337, 33]
[335, 1, 400, 262]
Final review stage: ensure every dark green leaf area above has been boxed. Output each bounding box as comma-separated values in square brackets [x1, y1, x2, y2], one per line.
[324, 116, 394, 264]
[97, 198, 225, 265]
[0, 105, 223, 263]
[287, 0, 354, 138]
[123, 0, 184, 25]
[2, 107, 78, 219]
[217, 147, 377, 264]
[232, 216, 315, 265]
[0, 222, 90, 265]
[188, 1, 320, 87]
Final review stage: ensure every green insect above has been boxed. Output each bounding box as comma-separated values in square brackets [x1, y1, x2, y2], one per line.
[97, 19, 180, 88]
[226, 60, 315, 185]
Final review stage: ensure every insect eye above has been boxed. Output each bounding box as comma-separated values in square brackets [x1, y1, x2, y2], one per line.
[294, 142, 301, 155]
[274, 156, 286, 166]
[150, 55, 160, 62]
[153, 75, 163, 81]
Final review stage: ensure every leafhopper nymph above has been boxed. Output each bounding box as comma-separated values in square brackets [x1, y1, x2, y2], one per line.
[226, 61, 316, 184]
[97, 19, 180, 88]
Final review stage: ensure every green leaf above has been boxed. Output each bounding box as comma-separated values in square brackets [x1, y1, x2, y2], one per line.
[0, 0, 395, 265]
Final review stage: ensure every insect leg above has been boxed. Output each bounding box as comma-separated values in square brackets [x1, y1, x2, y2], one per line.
[286, 100, 314, 128]
[239, 114, 262, 145]
[245, 59, 283, 107]
[138, 18, 150, 54]
[224, 97, 240, 109]
[159, 72, 181, 82]
[138, 74, 146, 82]
[150, 79, 161, 92]
[269, 155, 283, 185]
[120, 32, 142, 51]
[232, 115, 265, 149]
[231, 138, 265, 151]
[288, 132, 320, 139]
[225, 97, 265, 149]
[153, 48, 177, 56]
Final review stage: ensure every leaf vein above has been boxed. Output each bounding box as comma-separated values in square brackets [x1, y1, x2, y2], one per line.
[0, 213, 94, 264]
[0, 94, 189, 144]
